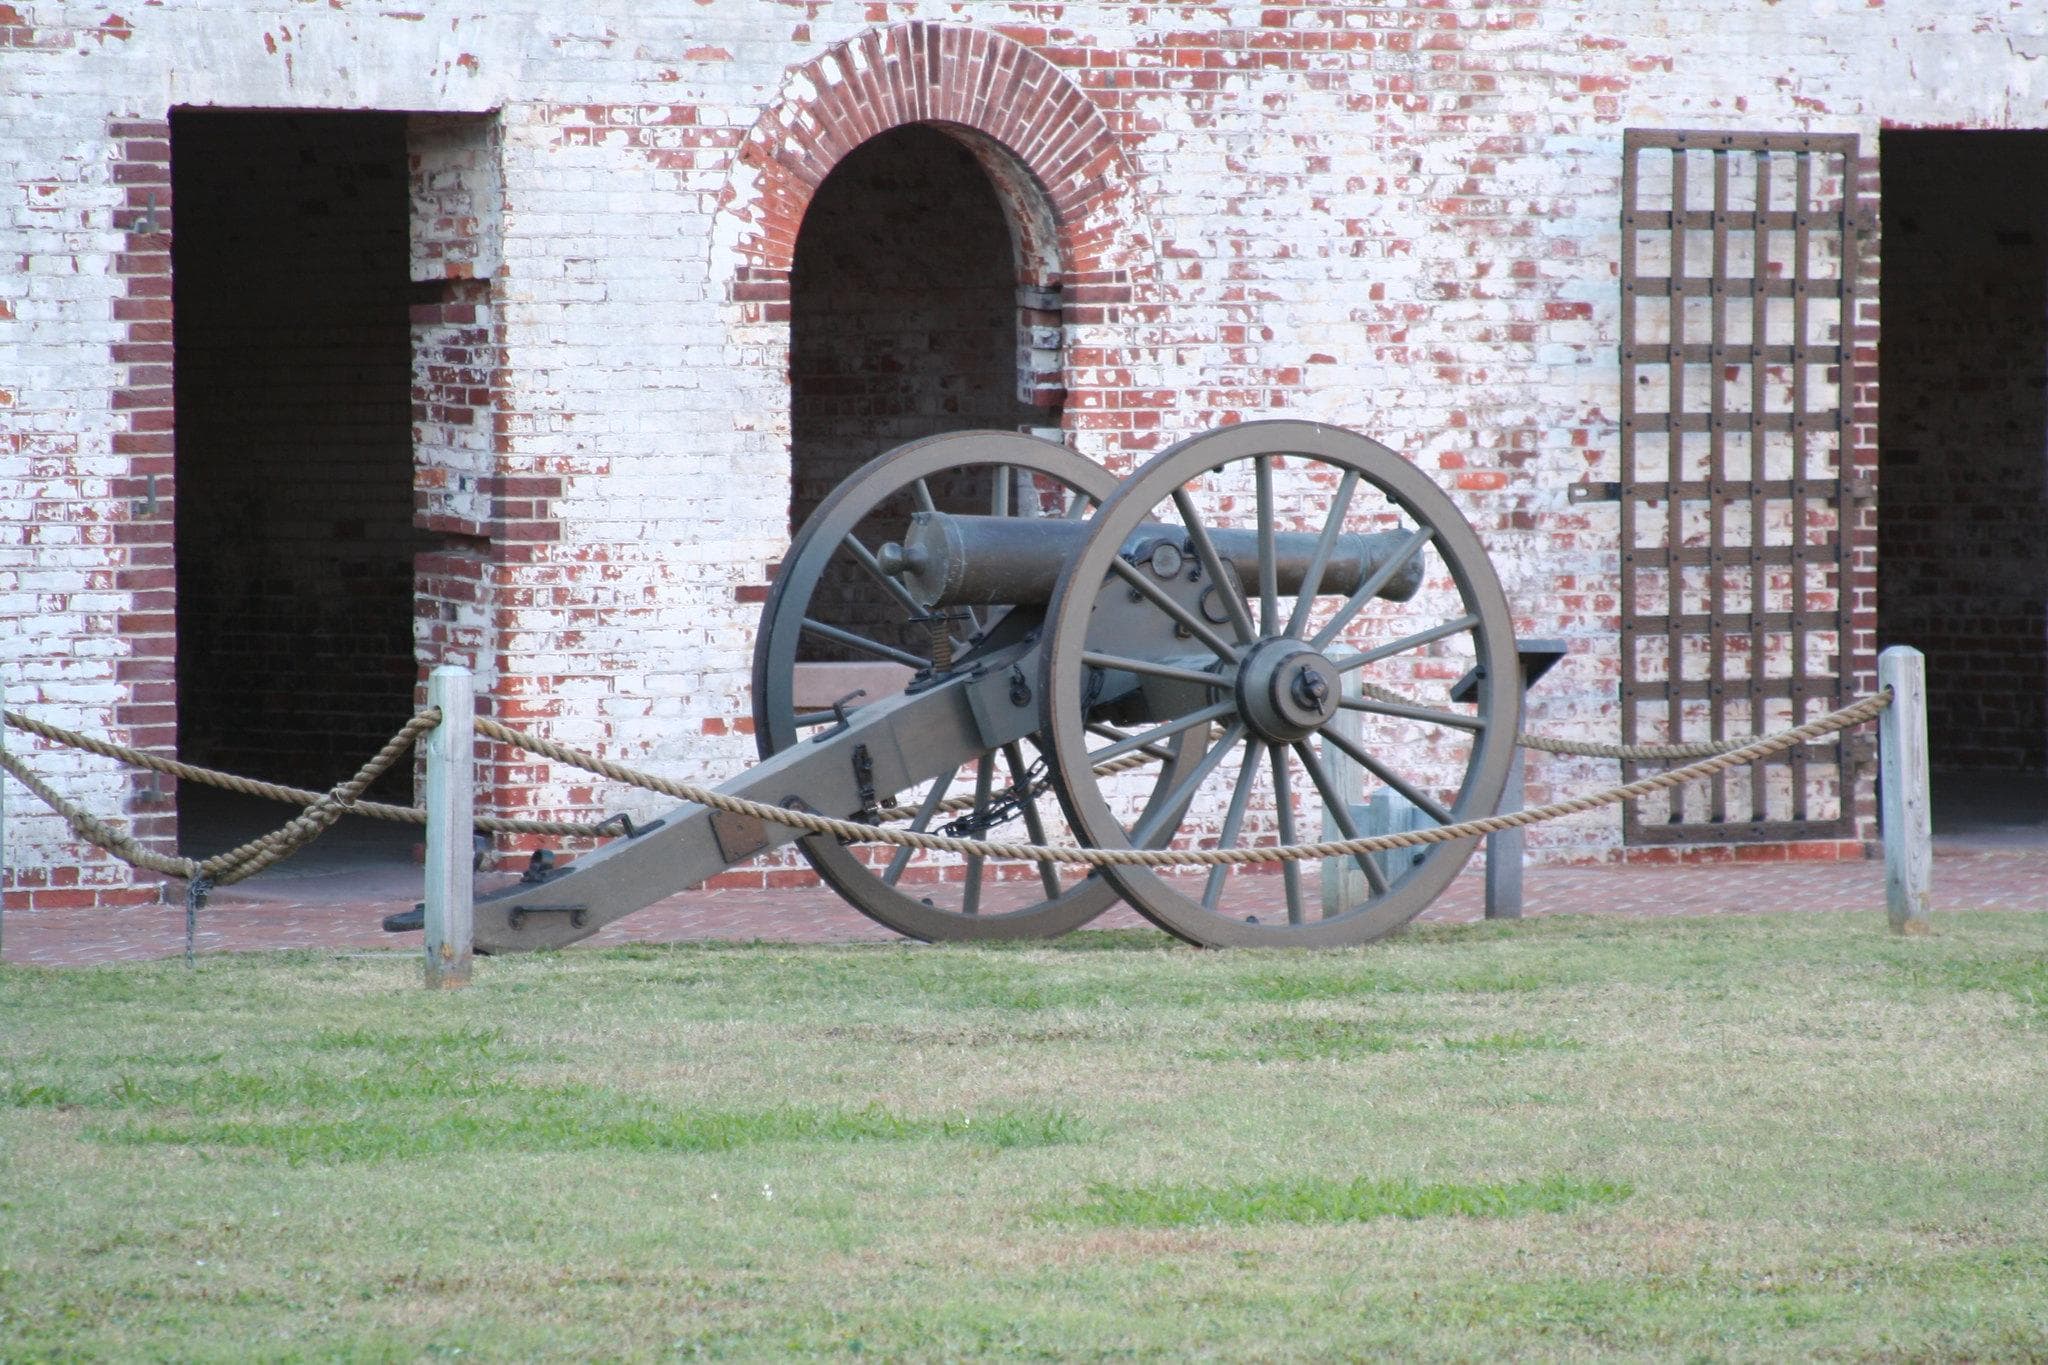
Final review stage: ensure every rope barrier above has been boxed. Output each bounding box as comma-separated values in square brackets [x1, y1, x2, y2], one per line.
[1351, 680, 1834, 761]
[0, 710, 626, 838]
[473, 689, 1892, 868]
[1, 712, 441, 890]
[2, 687, 1892, 883]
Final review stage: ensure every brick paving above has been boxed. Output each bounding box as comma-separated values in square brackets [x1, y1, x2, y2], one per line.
[4, 844, 2042, 967]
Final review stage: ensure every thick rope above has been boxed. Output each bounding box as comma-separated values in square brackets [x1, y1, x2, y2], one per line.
[3, 689, 1891, 882]
[1, 712, 438, 887]
[1, 694, 1797, 845]
[1348, 681, 1829, 761]
[190, 712, 439, 885]
[1517, 733, 1786, 759]
[1, 747, 200, 879]
[0, 710, 623, 838]
[472, 688, 1891, 868]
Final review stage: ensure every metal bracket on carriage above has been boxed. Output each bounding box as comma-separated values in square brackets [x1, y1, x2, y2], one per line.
[506, 904, 589, 931]
[815, 690, 866, 741]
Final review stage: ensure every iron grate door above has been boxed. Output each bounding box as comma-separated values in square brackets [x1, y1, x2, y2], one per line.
[1619, 130, 1862, 845]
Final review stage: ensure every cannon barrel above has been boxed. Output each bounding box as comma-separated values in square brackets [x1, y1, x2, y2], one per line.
[878, 512, 1425, 610]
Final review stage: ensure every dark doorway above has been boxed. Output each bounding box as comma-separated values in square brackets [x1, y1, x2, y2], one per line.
[787, 124, 1060, 668]
[789, 124, 1055, 527]
[1878, 130, 2048, 845]
[172, 110, 427, 810]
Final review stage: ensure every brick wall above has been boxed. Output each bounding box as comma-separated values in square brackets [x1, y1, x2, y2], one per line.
[1878, 131, 2048, 775]
[408, 114, 507, 830]
[6, 1, 2048, 906]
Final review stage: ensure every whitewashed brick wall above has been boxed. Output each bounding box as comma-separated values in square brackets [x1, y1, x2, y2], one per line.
[3, 0, 2042, 906]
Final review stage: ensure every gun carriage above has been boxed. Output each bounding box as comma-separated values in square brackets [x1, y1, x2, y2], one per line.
[470, 420, 1519, 952]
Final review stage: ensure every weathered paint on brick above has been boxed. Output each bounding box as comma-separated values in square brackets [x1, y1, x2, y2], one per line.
[4, 1, 2044, 906]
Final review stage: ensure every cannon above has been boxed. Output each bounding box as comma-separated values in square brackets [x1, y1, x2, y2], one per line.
[465, 420, 1519, 952]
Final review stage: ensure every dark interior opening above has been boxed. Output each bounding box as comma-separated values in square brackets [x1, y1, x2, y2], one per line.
[787, 125, 1057, 660]
[1878, 130, 2048, 841]
[172, 110, 427, 804]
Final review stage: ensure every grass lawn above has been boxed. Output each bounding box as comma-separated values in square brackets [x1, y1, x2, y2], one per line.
[3, 910, 2045, 1359]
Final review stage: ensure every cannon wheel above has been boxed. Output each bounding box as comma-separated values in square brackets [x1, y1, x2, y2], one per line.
[753, 431, 1135, 941]
[1038, 421, 1522, 948]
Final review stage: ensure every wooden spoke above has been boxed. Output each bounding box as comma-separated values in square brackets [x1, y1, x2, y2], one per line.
[1270, 743, 1305, 924]
[1130, 723, 1246, 848]
[1292, 739, 1390, 898]
[1171, 489, 1258, 645]
[1108, 556, 1241, 662]
[1081, 651, 1226, 691]
[1087, 722, 1180, 766]
[1202, 738, 1268, 911]
[1309, 524, 1436, 651]
[1337, 693, 1488, 733]
[1004, 742, 1063, 900]
[1330, 614, 1481, 671]
[1086, 698, 1237, 766]
[1319, 725, 1456, 825]
[961, 754, 995, 916]
[841, 533, 924, 617]
[1255, 453, 1280, 637]
[884, 772, 955, 887]
[1283, 469, 1359, 638]
[800, 618, 927, 670]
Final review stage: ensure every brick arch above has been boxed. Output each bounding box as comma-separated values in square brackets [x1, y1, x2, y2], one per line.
[718, 21, 1143, 316]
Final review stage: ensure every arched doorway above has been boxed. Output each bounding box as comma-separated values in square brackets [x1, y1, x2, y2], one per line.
[790, 123, 1060, 530]
[786, 124, 1064, 678]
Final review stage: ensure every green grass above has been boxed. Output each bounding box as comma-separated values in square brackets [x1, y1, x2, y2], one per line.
[2, 910, 2045, 1359]
[1064, 1173, 1632, 1227]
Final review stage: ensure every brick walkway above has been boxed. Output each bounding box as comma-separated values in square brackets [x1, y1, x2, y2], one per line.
[5, 844, 2042, 966]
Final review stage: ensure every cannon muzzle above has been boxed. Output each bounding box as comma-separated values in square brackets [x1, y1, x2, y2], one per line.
[877, 512, 1426, 610]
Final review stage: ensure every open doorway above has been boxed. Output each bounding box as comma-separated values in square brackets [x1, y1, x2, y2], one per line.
[1878, 130, 2048, 848]
[171, 110, 429, 855]
[786, 124, 1063, 697]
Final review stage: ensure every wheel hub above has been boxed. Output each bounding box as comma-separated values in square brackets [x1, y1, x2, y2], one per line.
[1234, 638, 1343, 743]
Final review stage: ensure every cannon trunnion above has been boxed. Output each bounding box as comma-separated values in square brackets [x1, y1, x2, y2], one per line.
[470, 421, 1519, 952]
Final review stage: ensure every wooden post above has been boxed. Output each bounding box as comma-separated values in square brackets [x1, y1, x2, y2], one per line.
[1483, 747, 1526, 919]
[1878, 645, 1932, 935]
[423, 664, 475, 986]
[1, 711, 8, 960]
